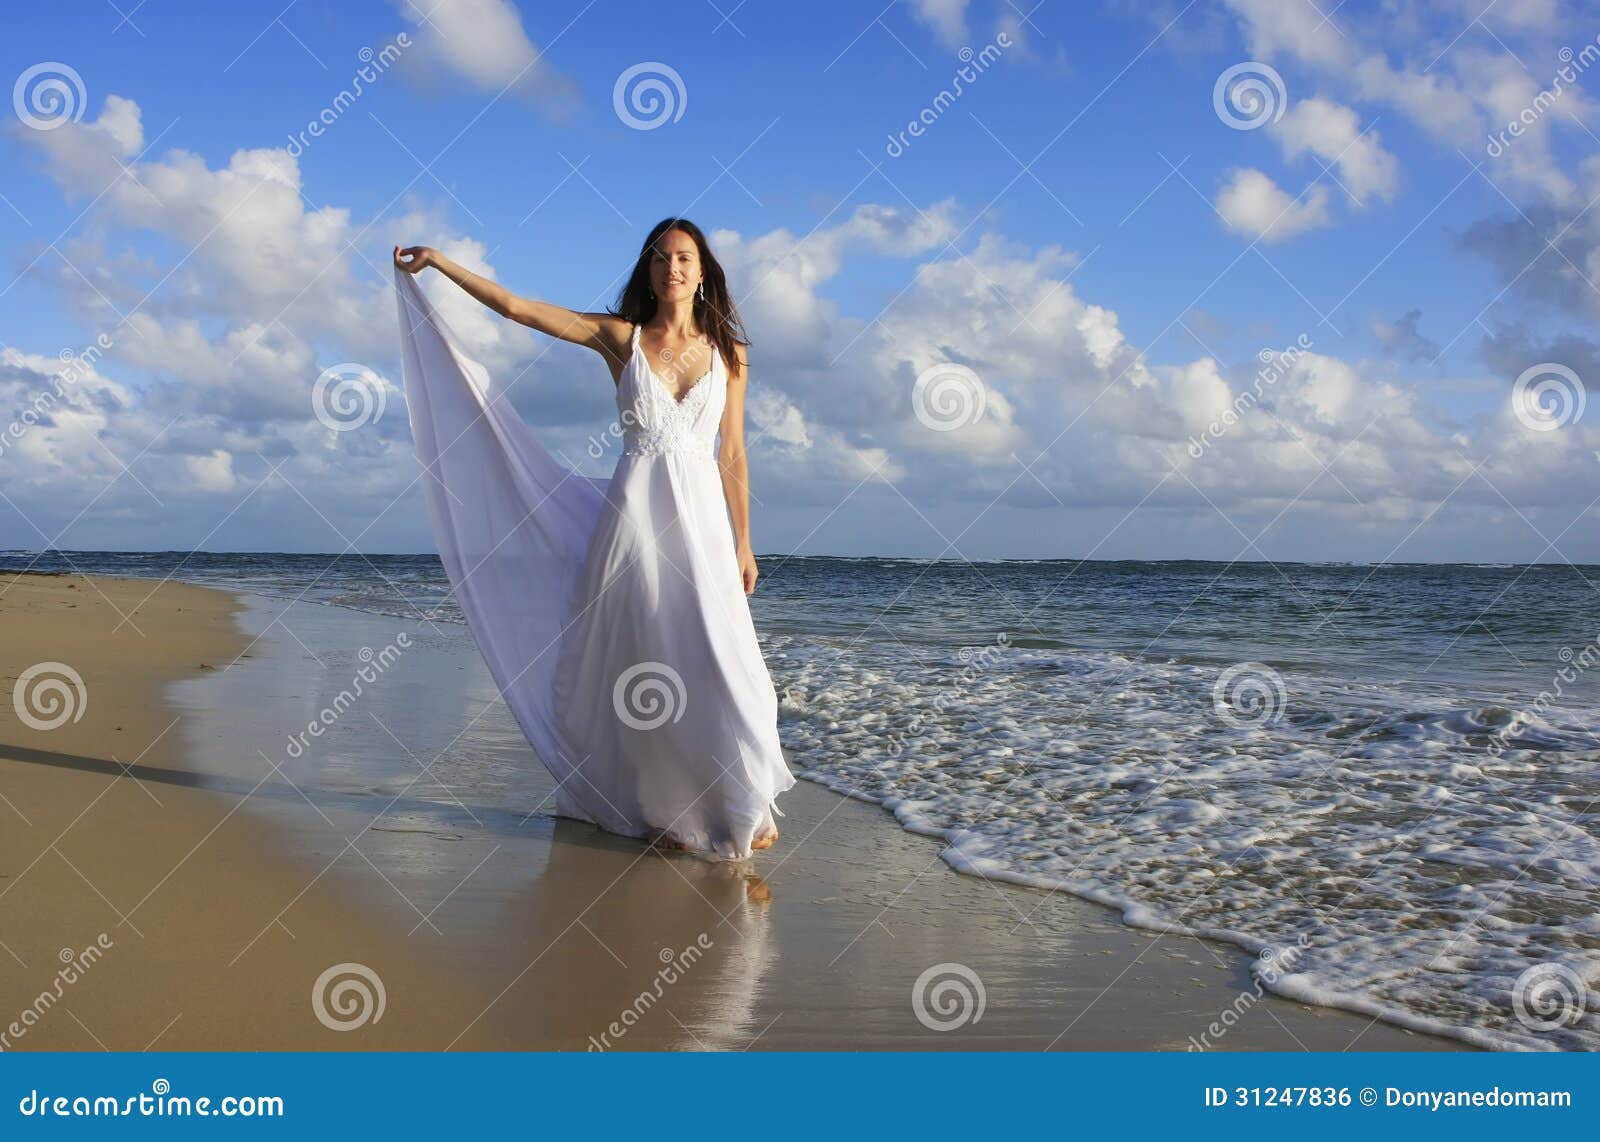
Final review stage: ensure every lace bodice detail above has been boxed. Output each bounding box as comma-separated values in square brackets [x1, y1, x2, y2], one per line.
[619, 323, 723, 459]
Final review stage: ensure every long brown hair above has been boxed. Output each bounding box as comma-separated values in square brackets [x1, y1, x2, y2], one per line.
[610, 218, 750, 380]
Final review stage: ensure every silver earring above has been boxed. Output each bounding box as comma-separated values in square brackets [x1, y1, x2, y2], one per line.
[696, 281, 704, 301]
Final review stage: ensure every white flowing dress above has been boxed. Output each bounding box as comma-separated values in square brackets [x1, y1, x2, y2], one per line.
[393, 265, 795, 860]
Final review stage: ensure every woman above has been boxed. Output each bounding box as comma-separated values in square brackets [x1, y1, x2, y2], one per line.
[392, 218, 795, 860]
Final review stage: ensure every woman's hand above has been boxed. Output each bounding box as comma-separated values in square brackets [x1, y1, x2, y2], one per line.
[393, 245, 434, 274]
[737, 543, 759, 595]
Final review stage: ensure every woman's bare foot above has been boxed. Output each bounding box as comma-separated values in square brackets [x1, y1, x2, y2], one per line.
[750, 829, 778, 851]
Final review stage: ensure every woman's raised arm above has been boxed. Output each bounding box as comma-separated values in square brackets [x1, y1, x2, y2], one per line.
[393, 245, 625, 357]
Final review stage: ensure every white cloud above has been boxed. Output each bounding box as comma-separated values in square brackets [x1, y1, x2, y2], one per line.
[1223, 0, 1348, 69]
[392, 0, 581, 116]
[1273, 97, 1400, 203]
[747, 389, 813, 449]
[1223, 0, 1593, 205]
[710, 200, 961, 366]
[749, 387, 907, 485]
[185, 449, 238, 493]
[1216, 0, 1600, 312]
[906, 0, 970, 48]
[13, 94, 392, 364]
[1215, 168, 1333, 242]
[1437, 0, 1561, 32]
[0, 348, 137, 480]
[6, 80, 1597, 556]
[1350, 55, 1479, 144]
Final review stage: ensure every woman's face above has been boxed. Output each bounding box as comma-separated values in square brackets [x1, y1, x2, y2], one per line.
[649, 230, 701, 302]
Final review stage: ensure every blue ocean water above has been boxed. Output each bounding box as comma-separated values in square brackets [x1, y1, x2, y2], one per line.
[5, 549, 1598, 1050]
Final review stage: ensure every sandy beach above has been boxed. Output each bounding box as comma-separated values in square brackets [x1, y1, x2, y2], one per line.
[0, 571, 1466, 1051]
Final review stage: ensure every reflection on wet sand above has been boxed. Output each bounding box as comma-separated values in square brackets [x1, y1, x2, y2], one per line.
[162, 592, 1469, 1052]
[482, 821, 775, 1050]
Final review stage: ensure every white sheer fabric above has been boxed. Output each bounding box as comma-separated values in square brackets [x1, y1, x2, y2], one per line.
[393, 265, 794, 859]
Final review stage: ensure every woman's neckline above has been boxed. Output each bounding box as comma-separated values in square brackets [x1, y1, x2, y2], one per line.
[634, 323, 716, 405]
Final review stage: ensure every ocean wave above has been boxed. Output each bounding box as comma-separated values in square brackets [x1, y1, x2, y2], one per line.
[776, 637, 1600, 1051]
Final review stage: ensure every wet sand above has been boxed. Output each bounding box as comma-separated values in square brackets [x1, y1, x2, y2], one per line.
[0, 572, 1466, 1050]
[0, 572, 518, 1049]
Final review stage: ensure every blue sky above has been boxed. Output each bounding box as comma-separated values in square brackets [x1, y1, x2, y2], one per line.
[3, 0, 1599, 561]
